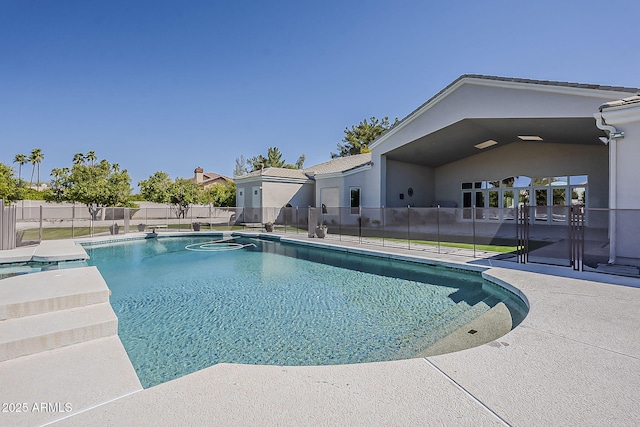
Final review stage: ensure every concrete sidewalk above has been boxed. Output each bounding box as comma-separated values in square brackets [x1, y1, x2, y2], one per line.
[0, 234, 638, 426]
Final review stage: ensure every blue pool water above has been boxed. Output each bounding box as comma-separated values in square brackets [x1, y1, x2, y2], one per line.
[85, 236, 526, 388]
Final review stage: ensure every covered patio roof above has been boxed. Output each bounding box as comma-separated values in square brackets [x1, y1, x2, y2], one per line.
[384, 117, 606, 168]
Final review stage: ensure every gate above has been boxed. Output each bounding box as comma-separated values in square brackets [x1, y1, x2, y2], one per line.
[516, 204, 529, 264]
[569, 205, 585, 271]
[515, 204, 585, 270]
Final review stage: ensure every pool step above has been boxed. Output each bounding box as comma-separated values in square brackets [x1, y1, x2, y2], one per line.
[408, 295, 500, 354]
[0, 302, 118, 362]
[0, 266, 118, 362]
[0, 267, 111, 321]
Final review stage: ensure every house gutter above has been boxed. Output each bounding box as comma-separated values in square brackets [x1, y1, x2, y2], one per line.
[594, 111, 622, 264]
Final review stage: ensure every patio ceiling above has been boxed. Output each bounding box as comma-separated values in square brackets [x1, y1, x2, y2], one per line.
[384, 117, 607, 168]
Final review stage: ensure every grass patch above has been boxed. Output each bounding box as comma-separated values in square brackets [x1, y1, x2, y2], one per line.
[21, 227, 111, 240]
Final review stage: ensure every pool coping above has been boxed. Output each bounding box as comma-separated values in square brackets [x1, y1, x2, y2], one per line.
[1, 232, 639, 426]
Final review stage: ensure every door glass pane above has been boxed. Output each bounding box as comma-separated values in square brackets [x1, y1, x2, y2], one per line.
[503, 190, 515, 220]
[463, 192, 472, 219]
[552, 188, 566, 205]
[488, 191, 499, 208]
[475, 192, 485, 219]
[534, 189, 548, 221]
[463, 192, 472, 208]
[571, 187, 586, 205]
[552, 188, 567, 222]
[503, 191, 515, 208]
[518, 189, 530, 205]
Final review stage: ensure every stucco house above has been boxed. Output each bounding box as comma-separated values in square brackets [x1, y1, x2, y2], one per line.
[192, 167, 233, 188]
[236, 74, 640, 264]
[234, 154, 371, 224]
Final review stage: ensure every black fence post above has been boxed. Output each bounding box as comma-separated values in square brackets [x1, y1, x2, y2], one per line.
[407, 205, 411, 250]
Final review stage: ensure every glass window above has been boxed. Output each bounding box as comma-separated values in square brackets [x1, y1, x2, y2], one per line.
[551, 176, 567, 186]
[533, 177, 549, 186]
[569, 175, 588, 185]
[513, 176, 532, 187]
[462, 182, 472, 190]
[488, 180, 500, 189]
[475, 192, 485, 208]
[535, 189, 547, 206]
[350, 188, 360, 214]
[501, 177, 515, 188]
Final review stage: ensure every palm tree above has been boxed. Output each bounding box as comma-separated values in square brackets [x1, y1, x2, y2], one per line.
[86, 150, 97, 166]
[29, 148, 44, 188]
[73, 152, 85, 165]
[13, 153, 27, 183]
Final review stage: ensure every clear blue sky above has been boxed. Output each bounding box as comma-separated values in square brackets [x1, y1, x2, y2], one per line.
[2, 0, 639, 189]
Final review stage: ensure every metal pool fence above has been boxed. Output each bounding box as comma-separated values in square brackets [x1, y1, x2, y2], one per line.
[3, 202, 640, 274]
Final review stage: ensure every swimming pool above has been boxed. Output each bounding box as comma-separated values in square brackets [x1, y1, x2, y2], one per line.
[85, 235, 527, 388]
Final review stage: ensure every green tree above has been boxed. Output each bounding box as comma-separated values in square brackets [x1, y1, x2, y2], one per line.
[139, 173, 200, 218]
[73, 153, 85, 165]
[246, 147, 305, 172]
[86, 150, 97, 166]
[46, 155, 132, 219]
[13, 153, 28, 183]
[0, 163, 22, 203]
[233, 155, 249, 177]
[331, 116, 398, 158]
[139, 171, 172, 204]
[29, 148, 44, 187]
[199, 181, 236, 207]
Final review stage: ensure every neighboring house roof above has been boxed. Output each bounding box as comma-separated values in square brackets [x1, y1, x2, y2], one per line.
[201, 172, 233, 184]
[192, 167, 233, 186]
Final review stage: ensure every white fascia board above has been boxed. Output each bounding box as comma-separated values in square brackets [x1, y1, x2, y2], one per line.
[600, 104, 640, 126]
[467, 78, 636, 100]
[370, 76, 636, 150]
[235, 175, 312, 185]
[314, 164, 372, 180]
[369, 81, 467, 150]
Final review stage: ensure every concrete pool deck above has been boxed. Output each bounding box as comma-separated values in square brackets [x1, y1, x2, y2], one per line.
[0, 233, 639, 426]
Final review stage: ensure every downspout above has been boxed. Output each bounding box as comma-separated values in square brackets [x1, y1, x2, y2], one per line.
[594, 113, 619, 264]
